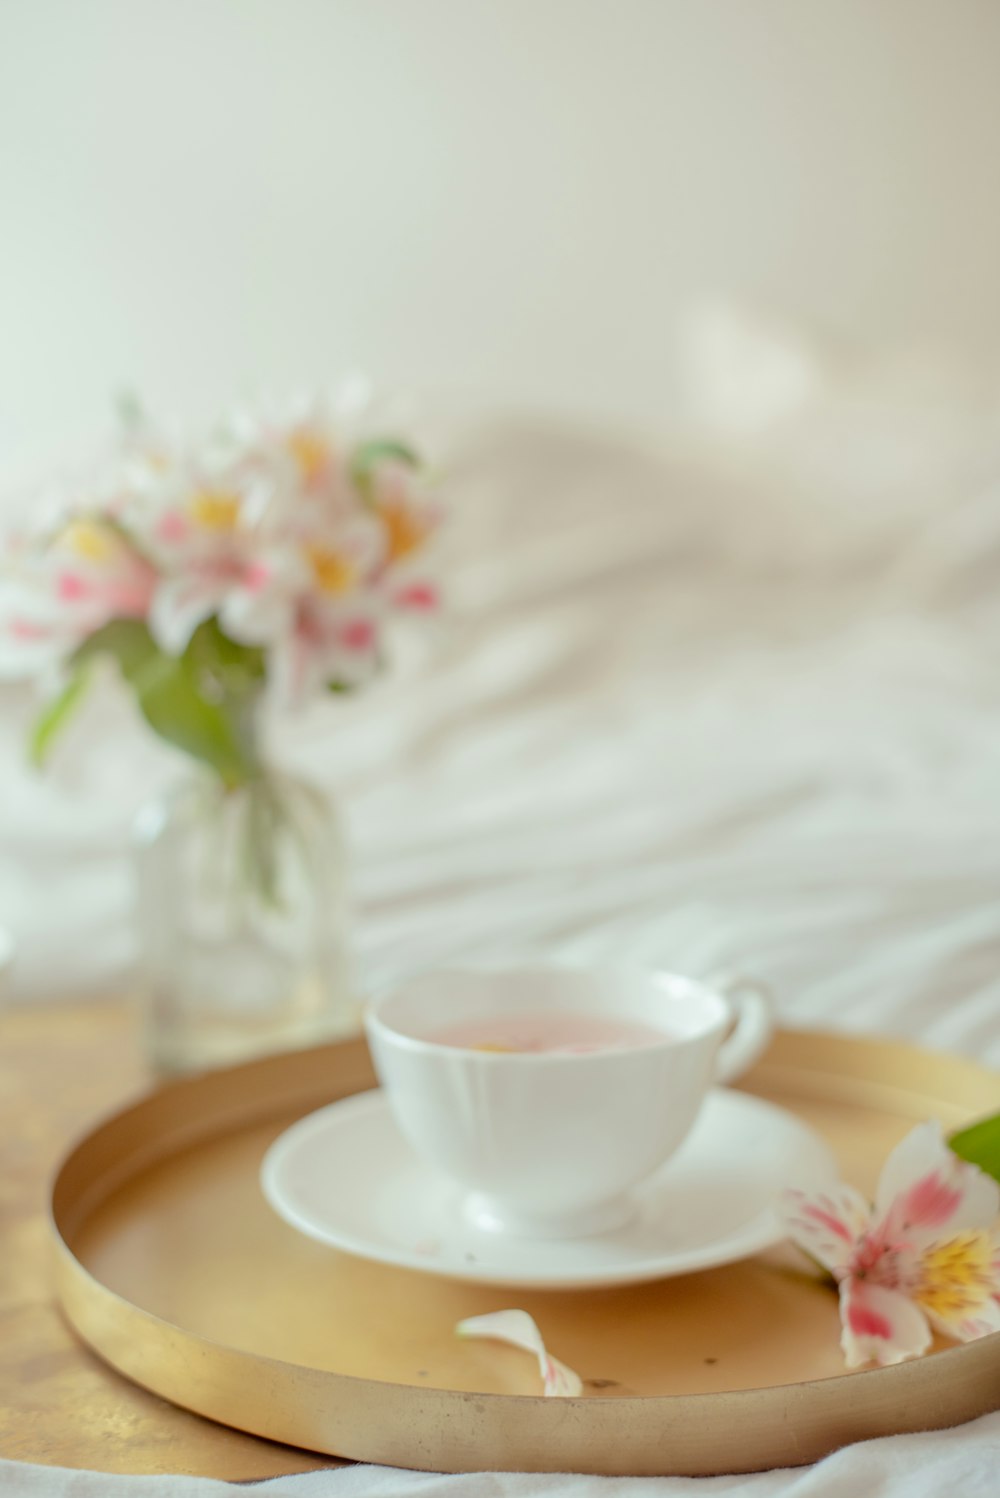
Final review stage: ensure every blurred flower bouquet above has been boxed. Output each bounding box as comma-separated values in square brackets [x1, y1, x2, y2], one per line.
[1, 392, 441, 1070]
[2, 393, 439, 767]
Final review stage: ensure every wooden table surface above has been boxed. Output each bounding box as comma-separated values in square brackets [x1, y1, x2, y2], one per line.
[0, 997, 333, 1479]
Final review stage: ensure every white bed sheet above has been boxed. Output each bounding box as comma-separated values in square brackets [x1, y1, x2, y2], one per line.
[2, 357, 1000, 1490]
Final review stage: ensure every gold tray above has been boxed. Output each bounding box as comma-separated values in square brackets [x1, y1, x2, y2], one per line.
[50, 1028, 1000, 1477]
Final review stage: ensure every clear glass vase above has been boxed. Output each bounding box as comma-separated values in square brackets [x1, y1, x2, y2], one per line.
[134, 762, 356, 1074]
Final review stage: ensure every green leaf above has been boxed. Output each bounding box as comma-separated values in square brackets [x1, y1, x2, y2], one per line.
[949, 1112, 1000, 1184]
[73, 617, 160, 680]
[29, 665, 93, 767]
[135, 653, 252, 786]
[353, 437, 420, 471]
[186, 617, 266, 698]
[350, 437, 420, 498]
[73, 617, 255, 785]
[32, 618, 162, 770]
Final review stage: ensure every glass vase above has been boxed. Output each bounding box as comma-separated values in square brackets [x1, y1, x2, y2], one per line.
[134, 762, 356, 1074]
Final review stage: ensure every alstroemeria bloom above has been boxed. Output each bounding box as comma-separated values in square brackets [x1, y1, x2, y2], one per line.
[781, 1121, 1000, 1368]
[2, 388, 443, 775]
[456, 1311, 583, 1396]
[124, 452, 280, 654]
[365, 457, 443, 619]
[0, 517, 156, 676]
[206, 509, 387, 702]
[223, 393, 369, 529]
[368, 459, 436, 562]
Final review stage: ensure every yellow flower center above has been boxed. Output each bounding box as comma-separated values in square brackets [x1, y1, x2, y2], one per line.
[61, 520, 114, 562]
[915, 1232, 996, 1321]
[288, 429, 333, 485]
[380, 500, 427, 562]
[306, 542, 356, 595]
[187, 490, 241, 531]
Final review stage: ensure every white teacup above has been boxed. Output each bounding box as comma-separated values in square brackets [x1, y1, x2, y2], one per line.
[365, 966, 773, 1239]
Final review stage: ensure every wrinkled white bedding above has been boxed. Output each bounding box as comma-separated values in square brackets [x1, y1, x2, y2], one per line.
[2, 325, 1000, 1491]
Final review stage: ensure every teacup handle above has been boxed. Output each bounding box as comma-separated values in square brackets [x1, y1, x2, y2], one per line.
[710, 973, 774, 1084]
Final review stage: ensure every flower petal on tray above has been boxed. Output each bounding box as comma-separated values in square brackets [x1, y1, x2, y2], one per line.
[839, 1279, 932, 1368]
[781, 1119, 1000, 1368]
[456, 1310, 583, 1396]
[876, 1120, 1000, 1241]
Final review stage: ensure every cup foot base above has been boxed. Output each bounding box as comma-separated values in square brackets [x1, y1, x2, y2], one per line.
[461, 1191, 636, 1240]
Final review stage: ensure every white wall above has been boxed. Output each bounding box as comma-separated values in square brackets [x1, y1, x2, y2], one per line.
[2, 0, 1000, 479]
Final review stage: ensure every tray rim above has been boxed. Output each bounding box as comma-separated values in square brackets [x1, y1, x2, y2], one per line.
[49, 1026, 1000, 1477]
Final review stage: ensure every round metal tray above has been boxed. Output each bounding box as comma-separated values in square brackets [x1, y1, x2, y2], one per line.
[50, 1028, 1000, 1476]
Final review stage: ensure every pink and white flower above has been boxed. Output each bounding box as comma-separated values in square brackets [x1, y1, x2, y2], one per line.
[116, 402, 438, 699]
[367, 458, 442, 616]
[781, 1120, 1000, 1367]
[208, 508, 389, 704]
[120, 446, 279, 655]
[0, 516, 156, 677]
[218, 390, 372, 534]
[1, 387, 443, 753]
[456, 1310, 583, 1396]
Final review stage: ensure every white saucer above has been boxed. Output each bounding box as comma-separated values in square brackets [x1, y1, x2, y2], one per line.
[261, 1088, 835, 1290]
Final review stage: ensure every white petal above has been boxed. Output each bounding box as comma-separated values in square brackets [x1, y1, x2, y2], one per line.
[149, 575, 223, 655]
[219, 587, 294, 648]
[456, 1310, 583, 1397]
[924, 1293, 1000, 1345]
[839, 1280, 932, 1368]
[875, 1121, 1000, 1239]
[0, 628, 66, 678]
[779, 1183, 871, 1276]
[227, 545, 311, 643]
[0, 586, 75, 677]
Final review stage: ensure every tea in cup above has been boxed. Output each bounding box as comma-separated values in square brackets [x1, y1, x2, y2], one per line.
[364, 966, 772, 1239]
